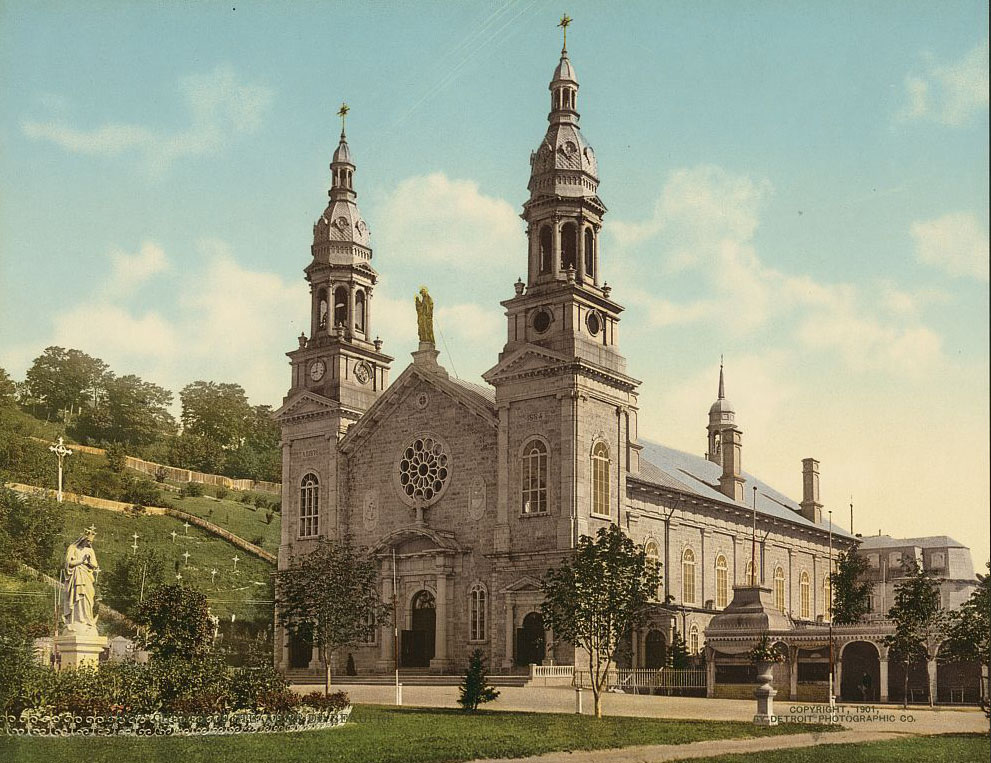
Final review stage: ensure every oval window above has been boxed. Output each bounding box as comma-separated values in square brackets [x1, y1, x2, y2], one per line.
[586, 311, 601, 336]
[533, 309, 552, 334]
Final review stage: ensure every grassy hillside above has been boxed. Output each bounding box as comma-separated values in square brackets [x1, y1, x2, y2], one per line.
[174, 495, 281, 551]
[61, 502, 274, 627]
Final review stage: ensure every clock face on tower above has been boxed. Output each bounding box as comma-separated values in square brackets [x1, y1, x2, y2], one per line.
[354, 361, 370, 385]
[309, 359, 326, 381]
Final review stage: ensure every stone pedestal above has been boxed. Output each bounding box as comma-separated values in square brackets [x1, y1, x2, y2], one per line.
[55, 631, 107, 668]
[754, 661, 778, 726]
[411, 343, 447, 377]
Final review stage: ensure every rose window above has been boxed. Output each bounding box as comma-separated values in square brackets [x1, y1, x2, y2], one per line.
[397, 435, 451, 505]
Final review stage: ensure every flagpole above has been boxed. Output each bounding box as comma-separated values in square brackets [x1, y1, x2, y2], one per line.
[828, 510, 835, 708]
[751, 486, 757, 585]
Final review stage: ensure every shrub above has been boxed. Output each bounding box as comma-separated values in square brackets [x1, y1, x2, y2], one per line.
[154, 465, 167, 483]
[135, 584, 214, 659]
[104, 442, 127, 473]
[271, 499, 281, 513]
[256, 689, 302, 713]
[227, 664, 289, 710]
[300, 691, 350, 711]
[265, 509, 275, 525]
[180, 481, 204, 499]
[239, 493, 253, 505]
[122, 477, 162, 507]
[216, 485, 229, 501]
[253, 494, 269, 510]
[251, 535, 265, 548]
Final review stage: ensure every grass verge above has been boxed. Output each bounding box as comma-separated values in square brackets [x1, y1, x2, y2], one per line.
[691, 732, 990, 762]
[0, 704, 834, 763]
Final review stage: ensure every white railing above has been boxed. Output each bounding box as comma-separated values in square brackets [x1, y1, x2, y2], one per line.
[574, 668, 706, 691]
[529, 665, 576, 679]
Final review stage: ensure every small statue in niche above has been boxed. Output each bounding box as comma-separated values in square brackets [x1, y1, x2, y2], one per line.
[415, 286, 435, 344]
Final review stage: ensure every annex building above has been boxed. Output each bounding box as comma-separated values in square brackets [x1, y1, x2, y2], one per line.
[273, 36, 857, 677]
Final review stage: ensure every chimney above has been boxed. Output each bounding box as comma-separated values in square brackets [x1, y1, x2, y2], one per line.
[718, 426, 744, 501]
[800, 458, 822, 523]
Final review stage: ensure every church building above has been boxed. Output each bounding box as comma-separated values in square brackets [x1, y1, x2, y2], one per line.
[274, 32, 856, 676]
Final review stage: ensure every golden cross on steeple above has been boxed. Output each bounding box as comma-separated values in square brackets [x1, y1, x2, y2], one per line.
[558, 13, 572, 52]
[337, 102, 350, 136]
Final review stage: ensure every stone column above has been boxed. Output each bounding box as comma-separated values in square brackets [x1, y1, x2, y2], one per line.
[705, 646, 716, 698]
[879, 658, 889, 702]
[503, 598, 515, 670]
[577, 220, 586, 283]
[834, 656, 842, 702]
[309, 642, 321, 670]
[365, 290, 372, 339]
[789, 647, 799, 701]
[348, 283, 356, 337]
[552, 220, 561, 278]
[431, 568, 450, 671]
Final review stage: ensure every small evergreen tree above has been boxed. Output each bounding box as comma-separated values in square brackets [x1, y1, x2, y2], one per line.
[457, 648, 499, 711]
[667, 631, 691, 668]
[135, 583, 214, 660]
[830, 551, 873, 624]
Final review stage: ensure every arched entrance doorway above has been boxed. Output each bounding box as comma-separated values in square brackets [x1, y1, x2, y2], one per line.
[840, 641, 880, 702]
[644, 630, 667, 668]
[516, 611, 545, 666]
[401, 590, 436, 668]
[889, 657, 930, 704]
[937, 643, 983, 704]
[288, 626, 313, 669]
[614, 631, 633, 669]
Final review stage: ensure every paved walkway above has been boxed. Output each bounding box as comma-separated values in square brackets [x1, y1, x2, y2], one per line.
[299, 683, 988, 762]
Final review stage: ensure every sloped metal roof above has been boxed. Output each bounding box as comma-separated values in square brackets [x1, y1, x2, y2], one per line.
[634, 441, 855, 539]
[857, 534, 966, 549]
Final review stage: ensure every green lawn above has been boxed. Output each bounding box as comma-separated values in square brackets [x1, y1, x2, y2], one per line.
[60, 502, 275, 625]
[173, 495, 281, 551]
[692, 733, 990, 762]
[0, 704, 833, 763]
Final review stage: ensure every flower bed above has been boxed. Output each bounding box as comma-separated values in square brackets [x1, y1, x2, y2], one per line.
[3, 704, 351, 736]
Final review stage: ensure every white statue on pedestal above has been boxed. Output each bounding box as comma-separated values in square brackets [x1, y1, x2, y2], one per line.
[62, 525, 101, 634]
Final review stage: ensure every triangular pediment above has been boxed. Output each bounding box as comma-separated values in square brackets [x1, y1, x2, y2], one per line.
[499, 575, 544, 594]
[482, 345, 570, 384]
[339, 363, 497, 454]
[273, 390, 341, 423]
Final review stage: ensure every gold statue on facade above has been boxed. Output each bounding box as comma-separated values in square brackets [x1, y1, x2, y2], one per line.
[415, 286, 435, 344]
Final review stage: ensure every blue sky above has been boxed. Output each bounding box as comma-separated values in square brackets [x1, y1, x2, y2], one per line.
[1, 2, 988, 565]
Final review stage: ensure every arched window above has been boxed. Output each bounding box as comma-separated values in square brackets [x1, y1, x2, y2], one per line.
[745, 559, 756, 587]
[715, 554, 729, 609]
[317, 289, 329, 330]
[298, 473, 319, 538]
[645, 540, 661, 600]
[539, 226, 552, 274]
[800, 571, 811, 619]
[823, 575, 832, 621]
[591, 442, 610, 516]
[561, 222, 578, 272]
[682, 548, 696, 604]
[583, 228, 595, 279]
[773, 566, 785, 613]
[354, 290, 366, 333]
[521, 439, 548, 514]
[333, 286, 349, 328]
[689, 624, 700, 655]
[469, 584, 487, 641]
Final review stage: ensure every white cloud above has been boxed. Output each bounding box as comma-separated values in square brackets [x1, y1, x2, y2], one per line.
[611, 165, 946, 373]
[899, 38, 989, 126]
[911, 211, 989, 281]
[22, 65, 273, 171]
[375, 172, 523, 269]
[106, 241, 170, 294]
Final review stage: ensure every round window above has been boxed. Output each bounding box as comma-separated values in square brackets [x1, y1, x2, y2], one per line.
[586, 311, 601, 336]
[395, 434, 451, 506]
[533, 309, 552, 333]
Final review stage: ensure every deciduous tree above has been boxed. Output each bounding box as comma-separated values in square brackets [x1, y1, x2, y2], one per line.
[135, 583, 214, 660]
[883, 559, 948, 708]
[830, 550, 873, 625]
[275, 538, 389, 695]
[25, 346, 109, 421]
[540, 525, 660, 718]
[75, 374, 176, 447]
[941, 561, 990, 718]
[179, 381, 251, 449]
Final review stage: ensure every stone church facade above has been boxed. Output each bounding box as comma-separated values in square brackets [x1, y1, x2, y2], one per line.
[274, 39, 856, 675]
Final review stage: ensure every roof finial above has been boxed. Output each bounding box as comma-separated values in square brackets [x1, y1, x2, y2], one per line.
[337, 102, 350, 138]
[558, 13, 572, 53]
[718, 356, 725, 400]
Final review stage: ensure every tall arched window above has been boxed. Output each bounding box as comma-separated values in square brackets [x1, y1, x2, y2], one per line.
[689, 624, 700, 655]
[333, 286, 348, 328]
[773, 566, 785, 613]
[800, 571, 811, 619]
[715, 554, 729, 609]
[745, 559, 756, 587]
[583, 228, 595, 279]
[682, 548, 696, 604]
[823, 575, 832, 621]
[645, 540, 661, 600]
[469, 583, 487, 641]
[354, 290, 366, 333]
[521, 439, 548, 514]
[539, 226, 552, 274]
[561, 222, 578, 272]
[298, 473, 319, 538]
[317, 288, 329, 329]
[591, 442, 610, 516]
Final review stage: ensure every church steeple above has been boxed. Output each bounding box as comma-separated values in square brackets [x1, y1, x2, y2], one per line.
[707, 358, 738, 464]
[285, 104, 392, 415]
